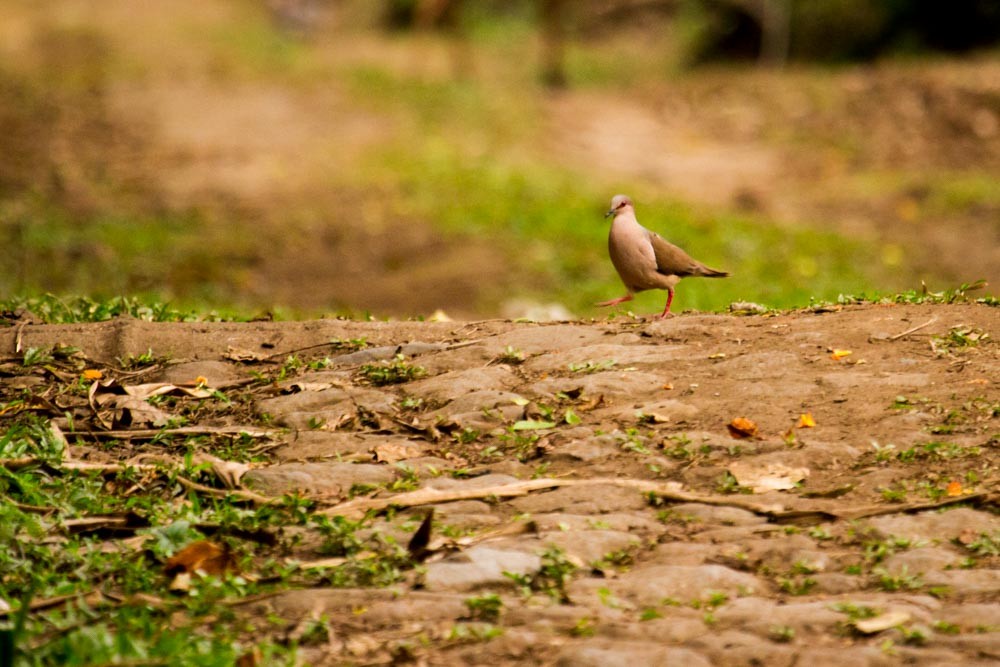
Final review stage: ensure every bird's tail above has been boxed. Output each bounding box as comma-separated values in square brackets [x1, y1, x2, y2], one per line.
[698, 265, 729, 278]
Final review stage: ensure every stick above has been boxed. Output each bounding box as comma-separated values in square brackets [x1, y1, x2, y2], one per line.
[889, 317, 937, 341]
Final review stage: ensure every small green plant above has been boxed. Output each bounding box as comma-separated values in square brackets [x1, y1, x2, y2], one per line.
[570, 617, 595, 637]
[769, 625, 795, 643]
[358, 354, 426, 386]
[879, 485, 908, 503]
[568, 359, 617, 374]
[932, 620, 960, 635]
[465, 593, 503, 622]
[961, 531, 1000, 557]
[504, 547, 578, 603]
[494, 346, 526, 365]
[447, 623, 503, 642]
[874, 566, 923, 591]
[778, 576, 817, 596]
[715, 471, 750, 494]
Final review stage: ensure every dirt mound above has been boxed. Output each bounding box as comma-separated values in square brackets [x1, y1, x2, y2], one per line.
[3, 303, 997, 663]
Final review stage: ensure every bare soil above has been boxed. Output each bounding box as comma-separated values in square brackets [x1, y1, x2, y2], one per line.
[5, 303, 998, 664]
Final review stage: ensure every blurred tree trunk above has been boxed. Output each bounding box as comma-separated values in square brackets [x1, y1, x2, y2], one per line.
[758, 0, 789, 65]
[540, 0, 567, 88]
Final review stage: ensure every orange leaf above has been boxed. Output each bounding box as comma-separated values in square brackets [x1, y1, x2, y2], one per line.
[727, 417, 758, 439]
[797, 413, 816, 428]
[82, 369, 103, 380]
[164, 540, 234, 577]
[830, 349, 852, 360]
[946, 481, 963, 497]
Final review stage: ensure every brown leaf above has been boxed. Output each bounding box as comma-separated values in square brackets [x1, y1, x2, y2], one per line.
[372, 442, 421, 464]
[164, 540, 234, 578]
[727, 417, 759, 439]
[578, 394, 605, 411]
[729, 461, 809, 493]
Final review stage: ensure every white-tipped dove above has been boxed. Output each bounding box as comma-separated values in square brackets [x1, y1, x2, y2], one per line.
[598, 194, 729, 318]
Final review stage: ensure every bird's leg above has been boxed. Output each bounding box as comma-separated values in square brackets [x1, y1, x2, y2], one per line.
[596, 293, 634, 307]
[655, 288, 675, 319]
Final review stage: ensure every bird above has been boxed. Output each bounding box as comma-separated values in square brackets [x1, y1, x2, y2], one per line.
[598, 194, 729, 319]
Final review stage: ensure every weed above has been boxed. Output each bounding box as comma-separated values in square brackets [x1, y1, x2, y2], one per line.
[358, 354, 426, 386]
[715, 471, 750, 494]
[961, 532, 1000, 557]
[493, 346, 526, 365]
[447, 623, 503, 642]
[874, 566, 923, 591]
[932, 620, 960, 634]
[464, 593, 503, 622]
[568, 359, 617, 374]
[639, 607, 662, 621]
[769, 625, 796, 643]
[879, 485, 908, 503]
[778, 576, 817, 596]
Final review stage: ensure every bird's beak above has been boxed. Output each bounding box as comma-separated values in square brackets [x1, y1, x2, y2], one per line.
[604, 207, 615, 218]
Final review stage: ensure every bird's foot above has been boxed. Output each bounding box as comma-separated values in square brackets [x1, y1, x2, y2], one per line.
[653, 311, 676, 320]
[596, 295, 634, 308]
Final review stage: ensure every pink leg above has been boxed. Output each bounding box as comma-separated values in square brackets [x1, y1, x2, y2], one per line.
[655, 288, 675, 319]
[596, 293, 634, 308]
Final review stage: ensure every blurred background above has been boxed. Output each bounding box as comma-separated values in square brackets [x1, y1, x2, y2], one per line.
[1, 0, 997, 319]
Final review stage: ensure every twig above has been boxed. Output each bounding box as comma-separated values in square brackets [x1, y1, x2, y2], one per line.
[174, 476, 278, 506]
[889, 317, 938, 341]
[318, 476, 994, 523]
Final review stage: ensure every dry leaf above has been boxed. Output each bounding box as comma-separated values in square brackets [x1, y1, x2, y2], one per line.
[164, 540, 234, 578]
[372, 442, 421, 464]
[224, 346, 267, 362]
[830, 349, 852, 360]
[854, 611, 911, 634]
[727, 417, 759, 439]
[193, 453, 250, 489]
[82, 369, 103, 380]
[729, 461, 809, 493]
[946, 480, 963, 497]
[661, 383, 674, 390]
[123, 382, 213, 400]
[797, 413, 816, 428]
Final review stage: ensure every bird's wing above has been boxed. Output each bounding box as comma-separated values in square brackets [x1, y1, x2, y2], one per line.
[647, 231, 705, 278]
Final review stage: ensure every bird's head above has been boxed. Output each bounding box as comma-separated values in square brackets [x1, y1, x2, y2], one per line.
[605, 194, 633, 218]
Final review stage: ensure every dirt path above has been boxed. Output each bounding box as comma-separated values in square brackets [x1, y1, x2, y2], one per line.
[4, 303, 998, 664]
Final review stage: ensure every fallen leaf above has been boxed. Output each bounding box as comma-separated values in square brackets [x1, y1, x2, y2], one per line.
[957, 528, 979, 545]
[223, 346, 267, 362]
[578, 394, 605, 411]
[82, 369, 103, 380]
[727, 417, 759, 439]
[661, 383, 674, 390]
[123, 382, 213, 400]
[708, 353, 727, 360]
[797, 413, 816, 428]
[729, 461, 809, 493]
[830, 349, 852, 360]
[512, 419, 556, 431]
[164, 540, 235, 591]
[854, 610, 911, 634]
[946, 480, 963, 497]
[372, 442, 420, 464]
[192, 453, 250, 489]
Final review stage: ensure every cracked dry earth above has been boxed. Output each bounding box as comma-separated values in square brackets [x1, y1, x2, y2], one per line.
[6, 303, 1000, 666]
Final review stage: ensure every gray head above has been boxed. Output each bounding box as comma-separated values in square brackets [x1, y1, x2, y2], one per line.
[605, 194, 634, 218]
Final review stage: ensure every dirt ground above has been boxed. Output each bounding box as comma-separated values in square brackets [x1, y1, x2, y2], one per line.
[5, 302, 998, 664]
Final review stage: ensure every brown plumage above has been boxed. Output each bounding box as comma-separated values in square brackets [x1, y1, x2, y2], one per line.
[597, 194, 729, 318]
